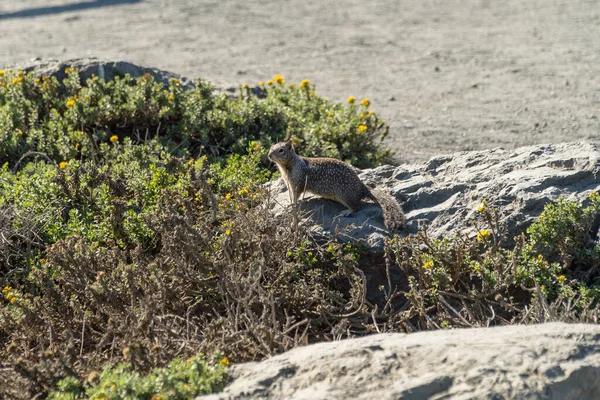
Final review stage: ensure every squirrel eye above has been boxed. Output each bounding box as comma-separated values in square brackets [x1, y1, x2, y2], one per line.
[278, 148, 284, 153]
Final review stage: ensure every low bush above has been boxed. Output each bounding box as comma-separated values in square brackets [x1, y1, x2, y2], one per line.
[0, 68, 386, 398]
[49, 353, 229, 400]
[385, 195, 600, 331]
[0, 68, 390, 169]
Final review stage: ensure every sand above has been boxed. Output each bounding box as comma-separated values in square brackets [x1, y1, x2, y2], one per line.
[1, 0, 599, 162]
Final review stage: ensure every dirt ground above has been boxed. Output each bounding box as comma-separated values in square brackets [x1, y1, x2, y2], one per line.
[1, 0, 599, 163]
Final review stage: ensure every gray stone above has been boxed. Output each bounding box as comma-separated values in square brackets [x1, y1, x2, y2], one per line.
[15, 58, 196, 89]
[269, 142, 600, 252]
[200, 322, 600, 400]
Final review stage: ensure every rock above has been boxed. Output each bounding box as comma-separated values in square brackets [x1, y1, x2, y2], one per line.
[269, 142, 600, 252]
[200, 322, 600, 400]
[9, 58, 258, 98]
[13, 58, 196, 89]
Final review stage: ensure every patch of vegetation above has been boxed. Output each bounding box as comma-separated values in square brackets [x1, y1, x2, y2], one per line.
[49, 353, 229, 400]
[0, 69, 390, 169]
[0, 67, 387, 398]
[386, 195, 600, 331]
[0, 67, 599, 399]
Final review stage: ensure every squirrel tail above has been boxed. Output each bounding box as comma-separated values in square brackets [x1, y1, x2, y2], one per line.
[369, 189, 405, 231]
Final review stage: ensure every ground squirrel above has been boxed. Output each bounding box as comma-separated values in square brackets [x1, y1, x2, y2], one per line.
[268, 141, 404, 230]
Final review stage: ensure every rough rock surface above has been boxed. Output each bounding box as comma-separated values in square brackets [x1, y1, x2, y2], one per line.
[21, 58, 196, 90]
[201, 322, 600, 400]
[269, 142, 600, 252]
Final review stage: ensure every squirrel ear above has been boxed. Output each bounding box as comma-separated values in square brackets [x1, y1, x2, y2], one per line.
[285, 140, 293, 149]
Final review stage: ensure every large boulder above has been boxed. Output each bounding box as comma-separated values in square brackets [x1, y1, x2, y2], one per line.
[201, 322, 600, 400]
[269, 142, 600, 252]
[10, 58, 251, 95]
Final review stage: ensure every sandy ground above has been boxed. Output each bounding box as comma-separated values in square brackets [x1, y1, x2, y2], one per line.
[1, 0, 599, 163]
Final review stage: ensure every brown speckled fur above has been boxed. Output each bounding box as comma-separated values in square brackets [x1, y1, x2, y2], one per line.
[268, 141, 404, 230]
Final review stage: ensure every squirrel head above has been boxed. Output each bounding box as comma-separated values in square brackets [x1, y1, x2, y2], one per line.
[268, 140, 296, 167]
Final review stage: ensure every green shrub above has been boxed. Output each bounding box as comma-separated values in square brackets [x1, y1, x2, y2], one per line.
[0, 138, 369, 397]
[0, 68, 390, 168]
[49, 353, 228, 399]
[386, 196, 600, 331]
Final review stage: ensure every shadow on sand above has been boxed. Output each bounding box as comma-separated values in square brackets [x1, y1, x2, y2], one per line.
[0, 0, 142, 20]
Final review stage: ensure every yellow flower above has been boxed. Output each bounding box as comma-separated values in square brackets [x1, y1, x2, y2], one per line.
[12, 76, 23, 84]
[360, 112, 366, 119]
[219, 357, 230, 366]
[16, 129, 23, 136]
[557, 275, 566, 282]
[267, 80, 273, 85]
[34, 78, 40, 84]
[347, 96, 356, 104]
[273, 75, 285, 85]
[357, 125, 368, 133]
[476, 199, 487, 213]
[151, 395, 165, 400]
[64, 67, 75, 74]
[259, 81, 264, 86]
[163, 89, 168, 94]
[0, 70, 4, 76]
[477, 230, 491, 242]
[369, 110, 375, 115]
[188, 158, 194, 166]
[77, 130, 84, 136]
[87, 371, 100, 385]
[171, 79, 181, 86]
[167, 93, 175, 102]
[109, 135, 118, 143]
[10, 297, 17, 304]
[242, 82, 248, 89]
[66, 98, 76, 107]
[359, 98, 370, 107]
[17, 70, 23, 77]
[423, 260, 434, 270]
[2, 286, 12, 294]
[75, 143, 80, 150]
[300, 79, 310, 88]
[225, 229, 232, 236]
[59, 161, 68, 169]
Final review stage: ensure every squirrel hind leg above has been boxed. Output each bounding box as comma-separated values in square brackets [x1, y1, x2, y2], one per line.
[335, 198, 361, 218]
[337, 208, 355, 218]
